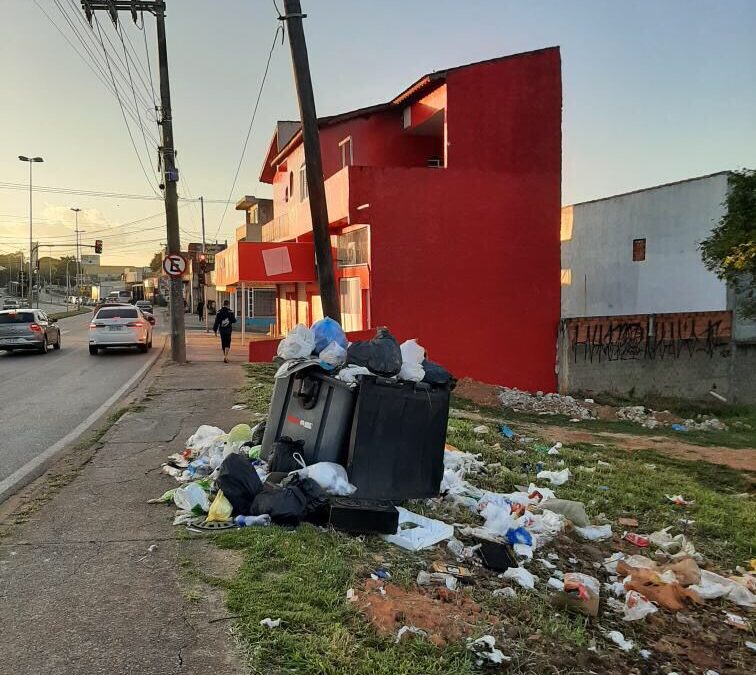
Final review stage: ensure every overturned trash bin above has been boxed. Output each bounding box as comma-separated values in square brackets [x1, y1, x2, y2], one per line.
[261, 366, 357, 466]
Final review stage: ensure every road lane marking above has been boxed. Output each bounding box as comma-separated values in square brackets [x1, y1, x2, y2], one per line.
[0, 339, 165, 504]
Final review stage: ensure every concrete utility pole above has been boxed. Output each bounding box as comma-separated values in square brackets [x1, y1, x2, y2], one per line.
[18, 155, 43, 308]
[281, 0, 340, 322]
[71, 208, 82, 291]
[200, 195, 209, 333]
[82, 1, 185, 362]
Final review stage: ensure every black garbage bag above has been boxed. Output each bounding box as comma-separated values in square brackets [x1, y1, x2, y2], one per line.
[268, 436, 305, 473]
[250, 420, 266, 446]
[421, 359, 455, 388]
[217, 453, 264, 516]
[346, 327, 402, 377]
[251, 475, 327, 526]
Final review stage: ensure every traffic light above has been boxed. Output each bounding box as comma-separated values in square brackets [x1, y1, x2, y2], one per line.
[197, 271, 206, 286]
[95, 239, 103, 254]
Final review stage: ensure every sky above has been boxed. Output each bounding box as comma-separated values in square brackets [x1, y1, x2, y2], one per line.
[1, 0, 755, 267]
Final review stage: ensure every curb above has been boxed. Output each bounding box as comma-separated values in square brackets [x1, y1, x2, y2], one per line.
[0, 337, 167, 505]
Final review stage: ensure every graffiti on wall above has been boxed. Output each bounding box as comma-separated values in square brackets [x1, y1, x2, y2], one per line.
[567, 311, 732, 363]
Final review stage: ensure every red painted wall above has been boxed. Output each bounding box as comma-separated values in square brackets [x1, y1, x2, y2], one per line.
[258, 48, 561, 391]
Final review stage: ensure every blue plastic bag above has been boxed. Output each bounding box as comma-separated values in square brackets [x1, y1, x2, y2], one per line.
[311, 317, 348, 354]
[505, 526, 533, 546]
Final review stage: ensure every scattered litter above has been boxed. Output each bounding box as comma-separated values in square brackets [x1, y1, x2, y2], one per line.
[537, 557, 556, 570]
[640, 649, 652, 659]
[671, 423, 687, 432]
[346, 588, 357, 602]
[173, 483, 210, 515]
[431, 560, 472, 579]
[559, 573, 600, 616]
[724, 611, 750, 631]
[618, 517, 639, 528]
[500, 424, 515, 439]
[206, 490, 233, 523]
[466, 635, 510, 665]
[540, 498, 589, 527]
[623, 590, 658, 621]
[472, 425, 490, 435]
[665, 494, 694, 507]
[536, 468, 571, 486]
[501, 566, 537, 590]
[447, 538, 480, 560]
[234, 514, 271, 528]
[260, 617, 281, 628]
[745, 640, 756, 652]
[574, 524, 612, 541]
[382, 507, 454, 551]
[231, 404, 246, 410]
[623, 532, 650, 548]
[416, 571, 458, 591]
[547, 442, 562, 455]
[606, 630, 634, 652]
[277, 324, 316, 359]
[147, 544, 158, 553]
[492, 587, 517, 599]
[395, 625, 427, 643]
[547, 577, 565, 591]
[617, 406, 661, 429]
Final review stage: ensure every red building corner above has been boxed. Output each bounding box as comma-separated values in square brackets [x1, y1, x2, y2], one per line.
[215, 46, 562, 391]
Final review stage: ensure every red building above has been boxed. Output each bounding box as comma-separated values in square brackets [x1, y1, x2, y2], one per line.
[214, 47, 561, 390]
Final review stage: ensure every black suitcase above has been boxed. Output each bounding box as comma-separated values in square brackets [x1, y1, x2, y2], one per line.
[346, 376, 449, 500]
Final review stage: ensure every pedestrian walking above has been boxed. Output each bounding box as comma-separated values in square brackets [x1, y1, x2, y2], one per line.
[213, 300, 236, 363]
[196, 299, 204, 322]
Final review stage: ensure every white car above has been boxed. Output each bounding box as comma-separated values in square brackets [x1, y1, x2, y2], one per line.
[89, 304, 153, 355]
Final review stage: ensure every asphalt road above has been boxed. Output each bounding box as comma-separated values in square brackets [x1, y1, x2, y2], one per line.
[0, 310, 164, 486]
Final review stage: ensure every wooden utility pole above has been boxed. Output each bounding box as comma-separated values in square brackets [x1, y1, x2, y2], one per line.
[281, 0, 340, 322]
[82, 1, 186, 362]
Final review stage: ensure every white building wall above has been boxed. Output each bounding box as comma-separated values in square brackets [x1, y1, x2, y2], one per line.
[561, 173, 729, 318]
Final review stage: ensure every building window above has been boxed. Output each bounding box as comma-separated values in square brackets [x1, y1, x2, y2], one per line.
[253, 288, 277, 317]
[299, 163, 308, 201]
[632, 238, 646, 262]
[337, 227, 369, 266]
[339, 136, 353, 168]
[248, 205, 258, 224]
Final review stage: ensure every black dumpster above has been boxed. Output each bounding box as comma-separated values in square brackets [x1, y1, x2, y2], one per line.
[346, 376, 449, 501]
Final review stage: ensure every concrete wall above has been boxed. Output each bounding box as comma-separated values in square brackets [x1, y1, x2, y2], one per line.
[561, 173, 729, 318]
[558, 310, 756, 403]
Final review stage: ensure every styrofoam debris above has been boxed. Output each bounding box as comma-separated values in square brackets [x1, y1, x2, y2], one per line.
[574, 524, 612, 541]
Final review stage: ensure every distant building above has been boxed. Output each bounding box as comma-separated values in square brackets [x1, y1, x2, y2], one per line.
[558, 172, 756, 403]
[561, 172, 730, 318]
[216, 47, 563, 390]
[235, 196, 273, 242]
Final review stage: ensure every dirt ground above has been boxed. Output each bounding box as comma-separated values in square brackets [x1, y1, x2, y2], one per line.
[523, 423, 756, 475]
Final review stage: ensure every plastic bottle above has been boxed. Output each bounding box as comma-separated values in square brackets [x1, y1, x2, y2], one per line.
[234, 514, 271, 528]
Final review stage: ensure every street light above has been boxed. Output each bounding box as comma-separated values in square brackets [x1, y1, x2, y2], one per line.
[19, 155, 44, 308]
[71, 208, 82, 293]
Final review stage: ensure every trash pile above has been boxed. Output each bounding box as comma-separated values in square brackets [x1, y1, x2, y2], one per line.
[152, 318, 455, 535]
[616, 406, 728, 432]
[499, 388, 596, 419]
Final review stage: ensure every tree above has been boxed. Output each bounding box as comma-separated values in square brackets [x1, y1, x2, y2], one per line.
[149, 250, 163, 272]
[700, 169, 756, 318]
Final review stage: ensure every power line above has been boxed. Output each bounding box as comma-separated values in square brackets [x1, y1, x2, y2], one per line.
[214, 24, 283, 239]
[0, 181, 232, 203]
[93, 15, 161, 197]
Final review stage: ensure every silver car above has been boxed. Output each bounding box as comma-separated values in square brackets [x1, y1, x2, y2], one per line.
[89, 304, 153, 355]
[0, 309, 61, 353]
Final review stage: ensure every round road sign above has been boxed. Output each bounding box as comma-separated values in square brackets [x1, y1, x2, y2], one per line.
[162, 254, 187, 277]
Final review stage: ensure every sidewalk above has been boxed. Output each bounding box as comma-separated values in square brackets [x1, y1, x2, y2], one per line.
[0, 334, 255, 675]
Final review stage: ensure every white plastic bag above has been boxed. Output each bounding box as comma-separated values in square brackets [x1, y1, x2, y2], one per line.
[501, 566, 537, 590]
[277, 324, 315, 360]
[623, 590, 657, 621]
[173, 482, 210, 513]
[382, 507, 454, 551]
[335, 365, 372, 384]
[536, 468, 571, 486]
[185, 425, 225, 453]
[574, 524, 612, 541]
[294, 461, 357, 496]
[398, 339, 425, 382]
[319, 341, 347, 368]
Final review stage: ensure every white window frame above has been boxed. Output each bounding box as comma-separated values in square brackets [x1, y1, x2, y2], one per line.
[299, 163, 308, 202]
[339, 136, 353, 168]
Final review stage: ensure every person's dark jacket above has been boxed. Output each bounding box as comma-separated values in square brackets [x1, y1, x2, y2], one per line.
[213, 306, 236, 334]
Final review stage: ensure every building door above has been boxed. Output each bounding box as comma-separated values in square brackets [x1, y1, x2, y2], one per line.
[340, 278, 362, 332]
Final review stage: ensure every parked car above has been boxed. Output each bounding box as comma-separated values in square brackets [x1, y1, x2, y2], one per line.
[135, 300, 153, 314]
[89, 305, 153, 355]
[3, 298, 20, 310]
[0, 309, 61, 353]
[141, 311, 156, 326]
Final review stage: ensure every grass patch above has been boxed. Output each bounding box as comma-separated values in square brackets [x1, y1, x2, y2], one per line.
[49, 307, 91, 320]
[217, 525, 475, 675]
[445, 417, 756, 564]
[240, 363, 276, 414]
